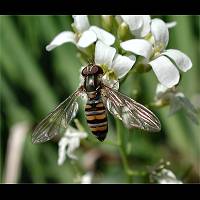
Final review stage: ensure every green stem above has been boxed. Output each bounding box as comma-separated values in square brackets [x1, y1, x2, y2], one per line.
[116, 119, 134, 183]
[74, 119, 85, 132]
[116, 121, 147, 182]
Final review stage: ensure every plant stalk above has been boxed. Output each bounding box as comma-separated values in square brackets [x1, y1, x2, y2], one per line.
[116, 119, 134, 183]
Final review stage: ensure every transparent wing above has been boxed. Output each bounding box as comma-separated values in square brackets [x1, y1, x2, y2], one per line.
[101, 84, 161, 132]
[32, 87, 83, 144]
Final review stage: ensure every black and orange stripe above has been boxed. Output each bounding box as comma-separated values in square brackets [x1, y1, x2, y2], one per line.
[85, 91, 108, 141]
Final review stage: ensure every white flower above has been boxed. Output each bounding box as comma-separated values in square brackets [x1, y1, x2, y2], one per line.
[150, 160, 182, 184]
[155, 83, 173, 101]
[57, 126, 88, 164]
[46, 15, 115, 51]
[81, 171, 93, 184]
[120, 18, 192, 88]
[154, 169, 182, 184]
[154, 84, 199, 124]
[95, 41, 135, 89]
[118, 15, 151, 38]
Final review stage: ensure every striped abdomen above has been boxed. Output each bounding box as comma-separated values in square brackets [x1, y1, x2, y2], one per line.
[85, 91, 108, 141]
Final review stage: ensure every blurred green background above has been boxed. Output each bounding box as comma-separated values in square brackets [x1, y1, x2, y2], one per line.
[0, 15, 199, 183]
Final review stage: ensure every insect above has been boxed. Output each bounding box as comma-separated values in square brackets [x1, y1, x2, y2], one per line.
[32, 63, 161, 144]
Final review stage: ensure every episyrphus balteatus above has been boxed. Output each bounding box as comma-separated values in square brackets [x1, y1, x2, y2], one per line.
[32, 63, 161, 143]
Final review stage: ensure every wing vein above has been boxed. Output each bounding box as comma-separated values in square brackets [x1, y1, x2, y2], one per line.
[102, 84, 161, 132]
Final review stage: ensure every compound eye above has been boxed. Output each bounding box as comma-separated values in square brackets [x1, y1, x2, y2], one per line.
[91, 65, 99, 74]
[91, 65, 103, 75]
[81, 67, 88, 76]
[97, 66, 103, 75]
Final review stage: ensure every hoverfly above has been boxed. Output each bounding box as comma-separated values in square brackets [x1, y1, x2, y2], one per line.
[32, 63, 161, 143]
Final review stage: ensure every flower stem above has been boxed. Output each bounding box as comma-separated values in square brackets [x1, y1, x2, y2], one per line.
[116, 119, 134, 183]
[116, 122, 147, 182]
[74, 119, 85, 132]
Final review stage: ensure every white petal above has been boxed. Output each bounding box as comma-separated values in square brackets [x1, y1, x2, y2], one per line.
[156, 83, 168, 96]
[150, 56, 180, 88]
[81, 172, 93, 184]
[66, 137, 80, 160]
[120, 39, 153, 59]
[166, 21, 177, 29]
[158, 169, 182, 184]
[58, 137, 68, 165]
[65, 126, 87, 139]
[151, 18, 169, 51]
[155, 83, 172, 101]
[162, 49, 192, 72]
[46, 31, 76, 51]
[89, 26, 115, 46]
[120, 15, 143, 32]
[72, 15, 90, 33]
[77, 30, 97, 48]
[58, 126, 87, 161]
[112, 54, 135, 78]
[134, 15, 151, 37]
[102, 74, 119, 90]
[95, 41, 116, 68]
[78, 130, 88, 139]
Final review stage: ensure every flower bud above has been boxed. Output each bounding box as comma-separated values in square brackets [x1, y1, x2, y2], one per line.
[134, 62, 151, 73]
[117, 22, 132, 41]
[101, 15, 113, 32]
[71, 23, 78, 33]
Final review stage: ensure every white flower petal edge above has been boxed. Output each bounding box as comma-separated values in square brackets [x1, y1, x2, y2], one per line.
[57, 126, 87, 164]
[102, 74, 119, 90]
[58, 135, 68, 165]
[77, 30, 97, 48]
[158, 169, 182, 184]
[95, 41, 116, 67]
[46, 31, 76, 51]
[120, 15, 143, 32]
[89, 26, 115, 46]
[166, 21, 177, 29]
[120, 39, 153, 59]
[155, 83, 171, 100]
[156, 83, 169, 96]
[72, 15, 90, 33]
[149, 56, 180, 88]
[151, 18, 169, 51]
[66, 137, 80, 160]
[162, 49, 192, 72]
[112, 54, 135, 78]
[134, 15, 151, 37]
[81, 172, 93, 184]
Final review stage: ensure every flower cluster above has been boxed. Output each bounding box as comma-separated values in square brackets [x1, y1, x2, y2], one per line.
[120, 17, 192, 88]
[46, 15, 194, 164]
[47, 15, 192, 89]
[151, 168, 182, 184]
[149, 160, 182, 184]
[57, 126, 87, 164]
[46, 15, 115, 50]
